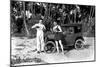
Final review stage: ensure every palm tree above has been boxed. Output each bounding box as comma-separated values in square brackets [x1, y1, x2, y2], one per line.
[23, 2, 30, 36]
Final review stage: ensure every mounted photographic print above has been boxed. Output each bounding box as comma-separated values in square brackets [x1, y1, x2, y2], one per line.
[10, 0, 95, 66]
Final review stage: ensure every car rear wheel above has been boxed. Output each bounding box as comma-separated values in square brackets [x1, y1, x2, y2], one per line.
[44, 41, 56, 54]
[75, 39, 84, 49]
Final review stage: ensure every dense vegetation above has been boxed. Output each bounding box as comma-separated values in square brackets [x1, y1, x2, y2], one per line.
[11, 1, 95, 37]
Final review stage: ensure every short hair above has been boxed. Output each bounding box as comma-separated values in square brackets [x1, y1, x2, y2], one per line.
[39, 20, 42, 23]
[54, 21, 57, 24]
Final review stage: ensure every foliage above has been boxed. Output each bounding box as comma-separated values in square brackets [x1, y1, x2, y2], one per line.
[11, 1, 95, 37]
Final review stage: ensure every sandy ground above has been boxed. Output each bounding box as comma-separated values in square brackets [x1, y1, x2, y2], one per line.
[11, 37, 95, 66]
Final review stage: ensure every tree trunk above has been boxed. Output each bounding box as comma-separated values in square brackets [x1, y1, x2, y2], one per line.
[23, 2, 30, 36]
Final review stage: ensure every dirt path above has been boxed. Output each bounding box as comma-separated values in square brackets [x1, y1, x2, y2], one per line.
[11, 37, 95, 66]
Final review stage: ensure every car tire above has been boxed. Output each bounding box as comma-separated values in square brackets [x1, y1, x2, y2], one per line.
[44, 41, 56, 54]
[75, 39, 84, 50]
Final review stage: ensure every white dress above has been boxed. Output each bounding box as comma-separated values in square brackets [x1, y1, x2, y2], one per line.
[32, 23, 45, 51]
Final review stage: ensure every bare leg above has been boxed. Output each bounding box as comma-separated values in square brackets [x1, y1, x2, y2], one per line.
[59, 40, 64, 53]
[55, 41, 59, 53]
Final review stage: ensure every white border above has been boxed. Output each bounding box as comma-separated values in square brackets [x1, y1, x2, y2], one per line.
[16, 0, 95, 5]
[0, 0, 98, 67]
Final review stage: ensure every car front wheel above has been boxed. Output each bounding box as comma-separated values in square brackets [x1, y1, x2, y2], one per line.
[44, 41, 56, 54]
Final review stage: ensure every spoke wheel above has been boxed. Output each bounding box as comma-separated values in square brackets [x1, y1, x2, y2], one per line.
[75, 39, 84, 49]
[44, 41, 56, 54]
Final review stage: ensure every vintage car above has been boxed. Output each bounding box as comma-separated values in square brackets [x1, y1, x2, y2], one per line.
[44, 23, 85, 53]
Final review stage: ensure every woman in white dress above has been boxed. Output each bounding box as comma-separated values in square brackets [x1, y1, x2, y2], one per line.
[32, 20, 46, 53]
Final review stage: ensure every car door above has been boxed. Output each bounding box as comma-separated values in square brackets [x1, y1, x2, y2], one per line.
[63, 26, 75, 46]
